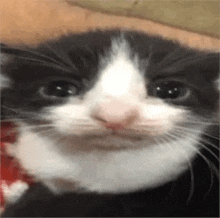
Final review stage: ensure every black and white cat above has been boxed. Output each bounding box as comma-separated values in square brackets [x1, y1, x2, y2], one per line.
[1, 30, 219, 217]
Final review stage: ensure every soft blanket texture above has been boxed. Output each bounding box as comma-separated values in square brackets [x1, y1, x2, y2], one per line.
[68, 0, 220, 38]
[1, 0, 219, 50]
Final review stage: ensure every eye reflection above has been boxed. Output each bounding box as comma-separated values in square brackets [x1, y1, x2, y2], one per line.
[40, 81, 78, 98]
[153, 81, 190, 100]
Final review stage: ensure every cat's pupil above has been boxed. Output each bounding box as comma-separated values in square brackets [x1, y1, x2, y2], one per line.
[155, 81, 186, 99]
[42, 81, 77, 98]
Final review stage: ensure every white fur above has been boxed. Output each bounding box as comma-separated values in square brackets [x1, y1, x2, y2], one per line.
[15, 126, 202, 194]
[12, 38, 206, 194]
[2, 180, 29, 204]
[98, 39, 143, 98]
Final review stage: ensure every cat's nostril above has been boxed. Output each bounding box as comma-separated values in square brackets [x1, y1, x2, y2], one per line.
[92, 100, 139, 130]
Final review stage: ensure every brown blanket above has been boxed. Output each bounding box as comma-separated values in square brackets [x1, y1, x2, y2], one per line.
[1, 0, 219, 51]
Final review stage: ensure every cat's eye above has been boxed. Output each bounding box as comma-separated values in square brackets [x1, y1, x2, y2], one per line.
[40, 81, 78, 98]
[153, 81, 190, 100]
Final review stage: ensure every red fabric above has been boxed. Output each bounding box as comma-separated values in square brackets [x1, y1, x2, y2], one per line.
[1, 122, 34, 209]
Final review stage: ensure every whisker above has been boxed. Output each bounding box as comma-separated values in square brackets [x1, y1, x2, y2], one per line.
[1, 45, 68, 69]
[30, 127, 57, 137]
[44, 43, 77, 69]
[175, 129, 219, 150]
[1, 106, 45, 123]
[173, 128, 219, 163]
[16, 56, 72, 73]
[16, 55, 65, 67]
[183, 115, 219, 126]
[1, 105, 36, 115]
[1, 105, 22, 114]
[170, 131, 219, 180]
[197, 138, 219, 151]
[23, 123, 54, 130]
[184, 114, 219, 121]
[182, 120, 219, 125]
[173, 127, 219, 151]
[160, 133, 195, 203]
[203, 161, 218, 197]
[130, 125, 162, 132]
[165, 132, 217, 197]
[1, 118, 24, 123]
[175, 125, 219, 140]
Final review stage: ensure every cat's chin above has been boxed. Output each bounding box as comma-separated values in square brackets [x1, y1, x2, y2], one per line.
[15, 124, 202, 195]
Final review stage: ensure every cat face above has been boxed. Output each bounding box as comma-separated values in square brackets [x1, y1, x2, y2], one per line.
[42, 39, 188, 143]
[1, 31, 219, 193]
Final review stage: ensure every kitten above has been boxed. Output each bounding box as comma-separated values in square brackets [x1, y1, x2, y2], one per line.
[1, 30, 219, 217]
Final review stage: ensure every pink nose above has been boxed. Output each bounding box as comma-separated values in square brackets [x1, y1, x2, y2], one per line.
[92, 100, 139, 130]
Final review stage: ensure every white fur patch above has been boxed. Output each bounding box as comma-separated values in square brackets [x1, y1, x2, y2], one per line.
[2, 180, 29, 204]
[14, 126, 202, 194]
[98, 39, 143, 98]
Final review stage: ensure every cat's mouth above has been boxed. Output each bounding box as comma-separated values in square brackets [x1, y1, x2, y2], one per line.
[83, 130, 144, 141]
[75, 130, 150, 150]
[49, 128, 155, 151]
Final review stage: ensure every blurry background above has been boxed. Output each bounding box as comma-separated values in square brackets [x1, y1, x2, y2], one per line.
[0, 0, 219, 50]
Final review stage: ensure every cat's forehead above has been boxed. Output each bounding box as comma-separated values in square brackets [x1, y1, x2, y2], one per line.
[1, 30, 219, 87]
[38, 31, 219, 80]
[81, 36, 146, 101]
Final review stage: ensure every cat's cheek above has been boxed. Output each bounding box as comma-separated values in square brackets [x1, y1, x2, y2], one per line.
[140, 103, 187, 135]
[42, 104, 92, 135]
